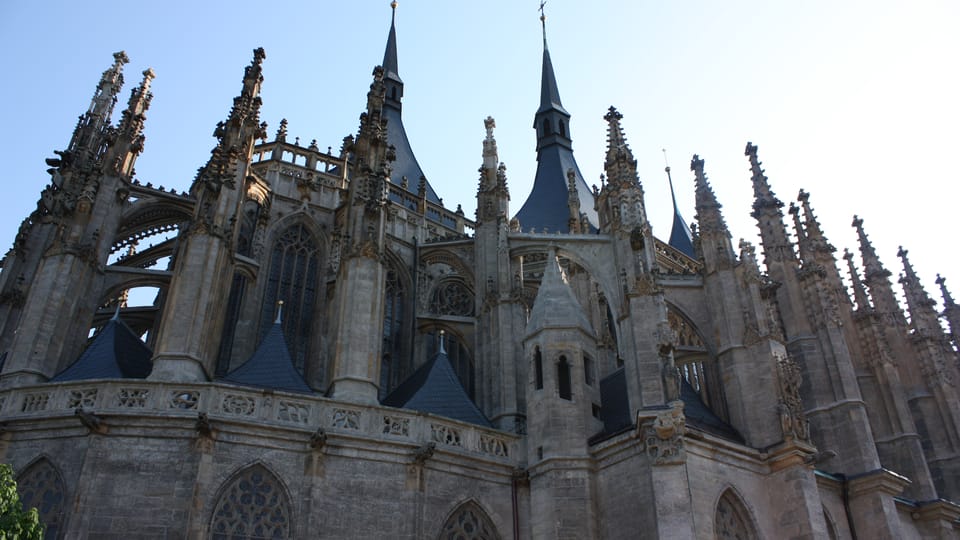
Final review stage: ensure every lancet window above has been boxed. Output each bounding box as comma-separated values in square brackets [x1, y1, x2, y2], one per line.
[381, 268, 405, 397]
[17, 458, 66, 539]
[260, 224, 320, 375]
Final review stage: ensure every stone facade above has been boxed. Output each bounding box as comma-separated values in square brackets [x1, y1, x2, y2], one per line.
[1, 7, 959, 540]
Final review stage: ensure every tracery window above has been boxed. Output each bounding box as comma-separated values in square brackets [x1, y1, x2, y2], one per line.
[714, 489, 758, 540]
[17, 458, 66, 540]
[261, 224, 320, 376]
[438, 501, 500, 540]
[381, 268, 406, 398]
[430, 279, 473, 316]
[210, 465, 292, 540]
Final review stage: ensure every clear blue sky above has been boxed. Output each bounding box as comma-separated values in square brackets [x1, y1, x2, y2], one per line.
[1, 1, 957, 306]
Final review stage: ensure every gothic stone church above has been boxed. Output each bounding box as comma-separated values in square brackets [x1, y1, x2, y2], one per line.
[1, 7, 959, 540]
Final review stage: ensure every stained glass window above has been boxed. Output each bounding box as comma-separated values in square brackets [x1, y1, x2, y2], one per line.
[17, 458, 65, 540]
[210, 465, 292, 540]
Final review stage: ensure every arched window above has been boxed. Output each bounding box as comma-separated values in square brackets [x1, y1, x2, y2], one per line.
[237, 200, 261, 258]
[429, 279, 474, 316]
[542, 118, 551, 136]
[210, 464, 292, 540]
[714, 489, 758, 540]
[557, 356, 572, 400]
[381, 268, 405, 398]
[534, 347, 543, 390]
[261, 224, 320, 377]
[559, 120, 567, 138]
[439, 501, 500, 540]
[216, 273, 248, 377]
[17, 458, 66, 539]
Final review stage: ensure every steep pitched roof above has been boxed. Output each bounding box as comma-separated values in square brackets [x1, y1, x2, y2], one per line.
[51, 317, 152, 381]
[526, 253, 594, 338]
[591, 370, 744, 444]
[382, 344, 490, 427]
[514, 25, 597, 233]
[219, 321, 312, 394]
[377, 5, 441, 207]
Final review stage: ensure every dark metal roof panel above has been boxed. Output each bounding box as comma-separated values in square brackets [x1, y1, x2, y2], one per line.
[514, 145, 597, 232]
[669, 211, 696, 258]
[382, 350, 490, 427]
[219, 322, 312, 394]
[383, 105, 441, 204]
[51, 319, 152, 381]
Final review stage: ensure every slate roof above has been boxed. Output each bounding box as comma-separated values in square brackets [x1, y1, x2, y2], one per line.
[592, 368, 744, 444]
[514, 28, 597, 233]
[382, 346, 490, 427]
[219, 321, 312, 394]
[378, 6, 441, 207]
[667, 169, 696, 258]
[669, 210, 695, 258]
[51, 317, 152, 381]
[515, 145, 597, 233]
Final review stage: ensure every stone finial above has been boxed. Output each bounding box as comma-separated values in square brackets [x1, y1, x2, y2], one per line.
[937, 274, 955, 307]
[276, 118, 288, 142]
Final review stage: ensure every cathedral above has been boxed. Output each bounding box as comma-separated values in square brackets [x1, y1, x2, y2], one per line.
[1, 4, 959, 539]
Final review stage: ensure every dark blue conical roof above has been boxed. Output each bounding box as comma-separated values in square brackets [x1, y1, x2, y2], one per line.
[383, 343, 490, 427]
[51, 316, 152, 381]
[219, 320, 311, 394]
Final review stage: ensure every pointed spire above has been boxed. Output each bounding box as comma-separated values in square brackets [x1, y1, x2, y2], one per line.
[789, 203, 812, 264]
[537, 4, 567, 116]
[691, 154, 727, 235]
[515, 10, 595, 233]
[843, 248, 871, 311]
[63, 51, 129, 171]
[897, 247, 939, 332]
[745, 142, 784, 218]
[383, 1, 402, 84]
[663, 150, 694, 257]
[852, 215, 890, 282]
[603, 106, 638, 185]
[109, 67, 155, 177]
[797, 190, 825, 240]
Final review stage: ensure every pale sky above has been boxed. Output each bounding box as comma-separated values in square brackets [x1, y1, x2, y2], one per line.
[1, 1, 957, 309]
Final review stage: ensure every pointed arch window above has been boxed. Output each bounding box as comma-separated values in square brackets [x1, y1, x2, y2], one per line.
[715, 489, 758, 540]
[559, 119, 567, 138]
[542, 118, 552, 136]
[17, 458, 66, 539]
[381, 268, 405, 398]
[558, 355, 572, 400]
[534, 347, 544, 390]
[439, 501, 501, 540]
[210, 464, 292, 540]
[261, 224, 320, 376]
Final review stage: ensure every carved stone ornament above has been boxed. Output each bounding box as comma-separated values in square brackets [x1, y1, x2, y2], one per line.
[636, 401, 686, 465]
[775, 353, 810, 442]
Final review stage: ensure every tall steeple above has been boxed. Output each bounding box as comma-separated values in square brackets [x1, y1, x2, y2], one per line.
[665, 150, 695, 258]
[514, 8, 596, 233]
[374, 2, 441, 205]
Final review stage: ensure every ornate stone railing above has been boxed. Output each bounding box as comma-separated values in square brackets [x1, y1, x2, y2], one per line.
[0, 381, 517, 462]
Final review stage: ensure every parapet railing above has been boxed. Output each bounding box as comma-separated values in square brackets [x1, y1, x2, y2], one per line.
[0, 380, 517, 463]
